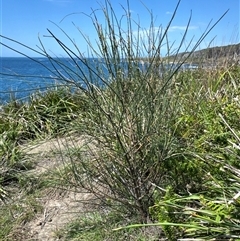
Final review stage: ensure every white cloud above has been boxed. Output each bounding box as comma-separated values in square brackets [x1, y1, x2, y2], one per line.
[166, 11, 173, 15]
[169, 25, 198, 31]
[133, 25, 198, 38]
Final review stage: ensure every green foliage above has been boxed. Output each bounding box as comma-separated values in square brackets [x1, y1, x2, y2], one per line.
[116, 96, 240, 239]
[0, 195, 43, 241]
[0, 87, 88, 205]
[1, 86, 89, 140]
[148, 193, 240, 239]
[15, 87, 87, 139]
[55, 210, 158, 241]
[150, 186, 183, 241]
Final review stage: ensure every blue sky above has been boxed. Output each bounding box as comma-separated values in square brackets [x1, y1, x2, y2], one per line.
[0, 0, 239, 57]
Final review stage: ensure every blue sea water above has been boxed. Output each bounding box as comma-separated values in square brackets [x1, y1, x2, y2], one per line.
[0, 57, 198, 103]
[0, 57, 131, 102]
[0, 57, 63, 103]
[0, 57, 113, 103]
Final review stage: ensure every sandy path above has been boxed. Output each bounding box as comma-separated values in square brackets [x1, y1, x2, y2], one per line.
[21, 136, 95, 241]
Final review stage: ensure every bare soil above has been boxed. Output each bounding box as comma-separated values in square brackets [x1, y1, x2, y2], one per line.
[14, 136, 95, 241]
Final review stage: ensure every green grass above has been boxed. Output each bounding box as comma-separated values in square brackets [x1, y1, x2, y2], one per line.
[0, 189, 43, 240]
[54, 210, 159, 241]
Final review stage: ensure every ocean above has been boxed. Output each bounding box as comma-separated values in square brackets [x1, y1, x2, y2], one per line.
[0, 57, 121, 103]
[0, 57, 198, 103]
[0, 57, 61, 103]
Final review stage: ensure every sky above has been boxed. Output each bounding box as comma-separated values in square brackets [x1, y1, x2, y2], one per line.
[0, 0, 239, 57]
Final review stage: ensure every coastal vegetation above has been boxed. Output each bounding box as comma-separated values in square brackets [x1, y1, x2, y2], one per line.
[169, 42, 240, 65]
[0, 0, 240, 240]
